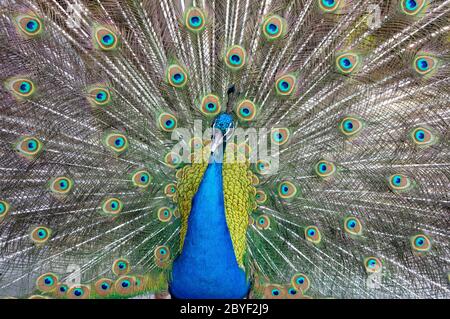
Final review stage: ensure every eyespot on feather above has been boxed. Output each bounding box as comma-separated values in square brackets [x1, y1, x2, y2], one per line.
[411, 234, 431, 253]
[16, 14, 43, 37]
[67, 285, 90, 299]
[0, 200, 11, 222]
[336, 52, 360, 74]
[94, 278, 114, 297]
[49, 176, 74, 195]
[7, 78, 36, 98]
[94, 26, 119, 51]
[315, 160, 336, 178]
[318, 0, 344, 13]
[271, 128, 290, 146]
[410, 127, 436, 146]
[413, 55, 437, 76]
[275, 74, 296, 96]
[115, 276, 136, 295]
[236, 99, 257, 122]
[36, 273, 58, 292]
[101, 197, 123, 216]
[343, 216, 363, 236]
[184, 7, 207, 32]
[305, 226, 321, 244]
[364, 257, 382, 273]
[278, 181, 298, 199]
[200, 94, 221, 116]
[112, 258, 130, 276]
[224, 45, 247, 71]
[31, 226, 51, 244]
[103, 132, 129, 154]
[400, 0, 428, 15]
[388, 174, 412, 192]
[291, 273, 311, 293]
[14, 136, 43, 158]
[157, 207, 173, 222]
[256, 214, 270, 230]
[339, 116, 364, 138]
[154, 245, 171, 268]
[164, 184, 177, 198]
[131, 169, 152, 188]
[88, 86, 112, 107]
[263, 284, 286, 299]
[262, 15, 287, 41]
[165, 152, 182, 168]
[167, 65, 188, 88]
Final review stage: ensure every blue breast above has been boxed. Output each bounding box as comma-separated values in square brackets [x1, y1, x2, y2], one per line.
[169, 160, 250, 299]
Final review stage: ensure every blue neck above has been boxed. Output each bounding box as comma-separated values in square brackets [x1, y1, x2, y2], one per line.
[169, 156, 249, 299]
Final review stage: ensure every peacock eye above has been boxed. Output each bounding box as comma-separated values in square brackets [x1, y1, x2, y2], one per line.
[336, 53, 360, 74]
[278, 181, 298, 199]
[68, 285, 90, 299]
[0, 200, 10, 220]
[315, 160, 336, 178]
[36, 273, 58, 292]
[400, 0, 427, 15]
[344, 216, 362, 235]
[154, 245, 171, 267]
[262, 15, 287, 41]
[236, 99, 257, 122]
[275, 74, 296, 96]
[50, 176, 73, 195]
[411, 234, 431, 252]
[200, 94, 221, 116]
[255, 190, 267, 204]
[224, 45, 246, 70]
[339, 116, 363, 137]
[164, 183, 177, 198]
[158, 207, 173, 222]
[271, 128, 290, 146]
[319, 0, 342, 12]
[31, 226, 51, 244]
[185, 7, 206, 32]
[94, 278, 113, 296]
[101, 197, 123, 215]
[17, 15, 43, 36]
[94, 26, 119, 51]
[132, 169, 152, 188]
[165, 152, 182, 168]
[291, 273, 310, 292]
[256, 215, 271, 230]
[305, 226, 321, 244]
[364, 257, 382, 273]
[114, 276, 135, 295]
[388, 174, 411, 191]
[87, 86, 112, 107]
[264, 284, 285, 299]
[104, 132, 129, 154]
[410, 126, 436, 146]
[413, 55, 437, 76]
[288, 288, 297, 295]
[112, 258, 130, 276]
[158, 112, 178, 132]
[15, 136, 43, 158]
[255, 159, 273, 175]
[8, 78, 36, 98]
[167, 65, 188, 88]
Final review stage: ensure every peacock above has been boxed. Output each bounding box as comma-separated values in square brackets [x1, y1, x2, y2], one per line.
[0, 0, 449, 300]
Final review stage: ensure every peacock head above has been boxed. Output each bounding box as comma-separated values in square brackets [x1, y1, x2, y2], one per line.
[210, 113, 235, 155]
